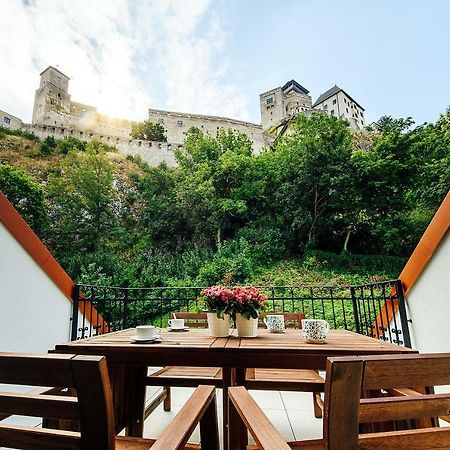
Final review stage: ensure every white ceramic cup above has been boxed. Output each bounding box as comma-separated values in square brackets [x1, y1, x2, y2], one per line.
[168, 318, 185, 329]
[136, 325, 160, 340]
[301, 319, 329, 343]
[264, 314, 285, 333]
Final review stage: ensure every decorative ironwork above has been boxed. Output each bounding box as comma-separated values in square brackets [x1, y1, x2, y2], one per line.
[70, 281, 411, 347]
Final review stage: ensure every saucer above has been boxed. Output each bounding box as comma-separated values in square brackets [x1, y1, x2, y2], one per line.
[167, 326, 189, 332]
[130, 335, 161, 343]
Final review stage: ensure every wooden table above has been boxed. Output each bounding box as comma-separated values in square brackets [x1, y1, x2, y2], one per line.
[54, 328, 416, 449]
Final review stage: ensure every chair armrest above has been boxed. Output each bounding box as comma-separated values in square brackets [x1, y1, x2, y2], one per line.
[151, 385, 218, 450]
[228, 386, 291, 450]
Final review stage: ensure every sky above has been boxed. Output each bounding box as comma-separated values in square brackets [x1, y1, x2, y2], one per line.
[1, 0, 449, 125]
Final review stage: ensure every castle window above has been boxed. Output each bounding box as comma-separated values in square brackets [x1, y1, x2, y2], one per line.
[346, 108, 349, 113]
[333, 99, 337, 105]
[157, 117, 164, 124]
[266, 97, 273, 105]
[3, 117, 11, 125]
[323, 104, 328, 110]
[177, 120, 183, 127]
[331, 110, 335, 115]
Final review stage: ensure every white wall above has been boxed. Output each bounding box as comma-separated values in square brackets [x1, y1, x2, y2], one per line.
[0, 222, 72, 353]
[405, 231, 450, 353]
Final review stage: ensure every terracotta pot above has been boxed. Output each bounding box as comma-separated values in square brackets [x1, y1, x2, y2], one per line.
[236, 313, 258, 337]
[206, 312, 230, 337]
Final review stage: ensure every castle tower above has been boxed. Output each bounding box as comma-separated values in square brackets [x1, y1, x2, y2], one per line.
[260, 80, 312, 130]
[32, 66, 71, 126]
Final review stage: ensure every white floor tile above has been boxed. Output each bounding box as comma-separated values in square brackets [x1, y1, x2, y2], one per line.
[287, 408, 323, 441]
[280, 390, 316, 411]
[249, 390, 285, 410]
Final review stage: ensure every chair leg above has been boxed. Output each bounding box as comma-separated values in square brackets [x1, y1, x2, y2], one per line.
[163, 386, 171, 411]
[313, 392, 323, 418]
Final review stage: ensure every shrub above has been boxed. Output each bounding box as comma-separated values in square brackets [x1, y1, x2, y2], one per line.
[39, 135, 57, 155]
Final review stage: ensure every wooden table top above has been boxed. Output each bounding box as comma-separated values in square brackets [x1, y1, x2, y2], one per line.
[54, 329, 416, 370]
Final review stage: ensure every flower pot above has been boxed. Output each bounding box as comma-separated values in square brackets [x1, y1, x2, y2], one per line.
[236, 313, 258, 337]
[207, 313, 230, 337]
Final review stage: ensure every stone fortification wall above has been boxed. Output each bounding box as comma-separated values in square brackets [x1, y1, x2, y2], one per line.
[27, 124, 178, 167]
[148, 108, 265, 154]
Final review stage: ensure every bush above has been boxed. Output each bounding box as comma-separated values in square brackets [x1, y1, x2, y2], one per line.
[0, 126, 39, 141]
[39, 136, 57, 155]
[237, 226, 286, 264]
[57, 136, 87, 154]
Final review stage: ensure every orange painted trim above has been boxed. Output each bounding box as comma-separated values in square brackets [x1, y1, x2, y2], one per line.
[372, 191, 450, 337]
[0, 191, 108, 334]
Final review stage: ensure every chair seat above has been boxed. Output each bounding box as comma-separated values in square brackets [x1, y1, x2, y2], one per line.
[148, 366, 324, 395]
[116, 436, 201, 449]
[247, 439, 324, 449]
[153, 366, 222, 379]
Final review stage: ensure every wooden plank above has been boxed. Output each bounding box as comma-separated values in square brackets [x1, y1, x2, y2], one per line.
[359, 394, 450, 423]
[361, 354, 450, 390]
[150, 385, 216, 450]
[70, 355, 115, 450]
[323, 359, 362, 450]
[0, 353, 75, 387]
[359, 427, 450, 449]
[0, 424, 81, 450]
[0, 391, 78, 420]
[228, 386, 291, 450]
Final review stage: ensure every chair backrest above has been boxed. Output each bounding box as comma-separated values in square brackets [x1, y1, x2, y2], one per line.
[0, 352, 115, 450]
[323, 353, 450, 450]
[172, 312, 208, 328]
[258, 312, 306, 329]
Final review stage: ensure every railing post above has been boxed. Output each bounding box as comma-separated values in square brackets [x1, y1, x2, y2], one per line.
[395, 280, 412, 348]
[123, 288, 129, 330]
[71, 284, 80, 341]
[350, 286, 362, 335]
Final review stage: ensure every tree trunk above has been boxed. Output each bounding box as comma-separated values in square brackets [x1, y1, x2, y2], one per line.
[343, 228, 351, 252]
[216, 226, 222, 250]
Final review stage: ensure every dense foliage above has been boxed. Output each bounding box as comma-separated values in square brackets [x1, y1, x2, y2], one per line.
[0, 109, 448, 287]
[130, 120, 167, 142]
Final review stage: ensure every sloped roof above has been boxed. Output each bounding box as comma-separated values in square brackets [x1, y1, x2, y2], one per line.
[399, 190, 450, 295]
[282, 80, 309, 96]
[313, 85, 365, 111]
[0, 191, 108, 333]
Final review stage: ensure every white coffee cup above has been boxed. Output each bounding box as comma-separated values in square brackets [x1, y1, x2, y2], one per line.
[301, 319, 329, 343]
[264, 315, 285, 333]
[136, 325, 160, 340]
[168, 318, 185, 329]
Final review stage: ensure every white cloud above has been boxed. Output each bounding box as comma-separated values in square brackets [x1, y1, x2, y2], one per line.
[0, 0, 250, 123]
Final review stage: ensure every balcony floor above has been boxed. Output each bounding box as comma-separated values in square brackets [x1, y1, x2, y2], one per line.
[143, 385, 323, 448]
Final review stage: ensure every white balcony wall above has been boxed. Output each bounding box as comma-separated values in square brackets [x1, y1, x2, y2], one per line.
[405, 232, 450, 353]
[0, 221, 72, 352]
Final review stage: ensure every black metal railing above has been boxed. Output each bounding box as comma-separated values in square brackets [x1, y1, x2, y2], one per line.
[70, 280, 411, 347]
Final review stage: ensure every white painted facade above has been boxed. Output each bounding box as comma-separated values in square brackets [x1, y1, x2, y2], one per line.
[0, 221, 72, 352]
[405, 231, 450, 353]
[314, 91, 365, 130]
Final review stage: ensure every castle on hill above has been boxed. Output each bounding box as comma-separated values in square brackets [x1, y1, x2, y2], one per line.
[1, 66, 366, 165]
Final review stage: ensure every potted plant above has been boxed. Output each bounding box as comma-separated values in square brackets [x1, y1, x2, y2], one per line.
[232, 286, 268, 337]
[199, 286, 233, 337]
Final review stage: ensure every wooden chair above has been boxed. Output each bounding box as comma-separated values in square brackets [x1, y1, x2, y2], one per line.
[146, 312, 324, 417]
[0, 352, 219, 450]
[228, 353, 450, 450]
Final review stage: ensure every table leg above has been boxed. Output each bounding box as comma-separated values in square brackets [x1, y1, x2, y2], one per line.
[228, 367, 248, 450]
[124, 365, 147, 437]
[222, 367, 232, 450]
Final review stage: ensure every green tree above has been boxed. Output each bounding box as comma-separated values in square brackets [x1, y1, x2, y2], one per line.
[0, 165, 48, 234]
[47, 143, 114, 253]
[130, 120, 167, 142]
[175, 128, 254, 248]
[273, 113, 354, 251]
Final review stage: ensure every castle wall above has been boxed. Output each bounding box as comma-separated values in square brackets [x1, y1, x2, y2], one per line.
[27, 124, 178, 167]
[148, 109, 265, 154]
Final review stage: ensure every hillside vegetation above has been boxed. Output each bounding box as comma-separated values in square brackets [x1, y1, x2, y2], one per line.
[0, 110, 448, 287]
